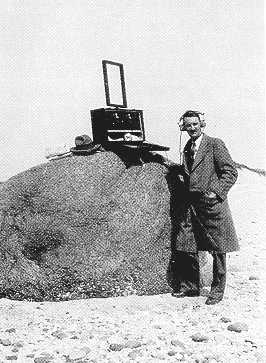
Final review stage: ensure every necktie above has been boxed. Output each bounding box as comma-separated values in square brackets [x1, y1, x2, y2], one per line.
[191, 141, 196, 159]
[187, 141, 196, 171]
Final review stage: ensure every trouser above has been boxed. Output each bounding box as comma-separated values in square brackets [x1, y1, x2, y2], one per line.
[172, 251, 226, 295]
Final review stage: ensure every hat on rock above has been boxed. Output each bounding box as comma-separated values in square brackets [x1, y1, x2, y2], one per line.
[70, 135, 102, 155]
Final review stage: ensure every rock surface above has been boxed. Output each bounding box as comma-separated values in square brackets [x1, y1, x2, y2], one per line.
[0, 151, 180, 300]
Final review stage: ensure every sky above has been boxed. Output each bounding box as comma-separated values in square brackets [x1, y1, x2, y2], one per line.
[0, 0, 264, 180]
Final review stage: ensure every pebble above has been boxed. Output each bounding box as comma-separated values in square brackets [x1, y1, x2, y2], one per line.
[5, 356, 17, 361]
[34, 359, 51, 363]
[34, 353, 54, 363]
[127, 350, 144, 359]
[249, 275, 259, 280]
[0, 338, 12, 346]
[227, 322, 248, 333]
[13, 342, 23, 348]
[191, 333, 209, 342]
[245, 339, 256, 345]
[108, 343, 124, 351]
[151, 352, 166, 360]
[51, 330, 68, 339]
[171, 339, 185, 347]
[173, 352, 184, 360]
[124, 340, 142, 349]
[5, 328, 16, 333]
[66, 347, 90, 360]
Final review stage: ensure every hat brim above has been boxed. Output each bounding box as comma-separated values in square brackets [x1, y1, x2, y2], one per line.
[70, 144, 102, 155]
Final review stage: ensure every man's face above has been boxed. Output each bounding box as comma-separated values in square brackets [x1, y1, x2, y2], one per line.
[183, 116, 202, 139]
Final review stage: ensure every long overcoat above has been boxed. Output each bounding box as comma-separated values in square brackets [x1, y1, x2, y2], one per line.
[172, 133, 239, 253]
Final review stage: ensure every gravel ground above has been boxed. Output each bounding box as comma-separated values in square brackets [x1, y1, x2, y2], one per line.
[0, 169, 265, 363]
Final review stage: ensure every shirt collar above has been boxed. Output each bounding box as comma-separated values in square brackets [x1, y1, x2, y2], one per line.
[193, 133, 203, 149]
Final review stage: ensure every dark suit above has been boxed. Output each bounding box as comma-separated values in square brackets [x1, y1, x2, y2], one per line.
[172, 133, 239, 295]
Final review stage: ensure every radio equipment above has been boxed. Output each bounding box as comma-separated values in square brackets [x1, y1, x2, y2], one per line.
[91, 108, 145, 144]
[90, 60, 169, 151]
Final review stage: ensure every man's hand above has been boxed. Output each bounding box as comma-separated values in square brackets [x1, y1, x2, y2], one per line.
[204, 191, 221, 205]
[206, 191, 217, 199]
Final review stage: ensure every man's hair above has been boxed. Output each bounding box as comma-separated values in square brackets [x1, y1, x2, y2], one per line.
[182, 110, 201, 120]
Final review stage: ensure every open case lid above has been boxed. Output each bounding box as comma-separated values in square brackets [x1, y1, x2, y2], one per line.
[102, 60, 128, 108]
[100, 60, 170, 152]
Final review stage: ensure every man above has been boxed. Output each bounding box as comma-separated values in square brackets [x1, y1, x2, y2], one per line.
[172, 110, 239, 305]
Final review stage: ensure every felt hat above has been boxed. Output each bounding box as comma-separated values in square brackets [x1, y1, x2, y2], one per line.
[70, 135, 102, 155]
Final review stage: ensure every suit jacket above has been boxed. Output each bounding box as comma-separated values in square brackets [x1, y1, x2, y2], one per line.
[173, 133, 239, 253]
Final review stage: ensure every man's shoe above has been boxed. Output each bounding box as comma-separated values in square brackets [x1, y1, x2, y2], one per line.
[171, 290, 199, 298]
[205, 295, 223, 305]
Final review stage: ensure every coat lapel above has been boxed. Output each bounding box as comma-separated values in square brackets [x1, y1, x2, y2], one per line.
[191, 134, 210, 173]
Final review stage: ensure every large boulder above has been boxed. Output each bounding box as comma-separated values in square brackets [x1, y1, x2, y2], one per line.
[0, 151, 179, 301]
